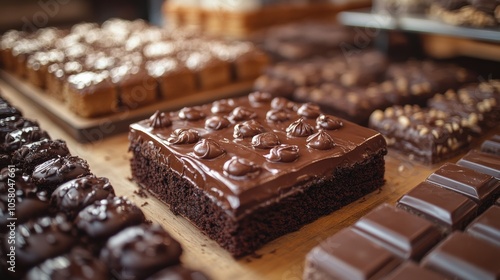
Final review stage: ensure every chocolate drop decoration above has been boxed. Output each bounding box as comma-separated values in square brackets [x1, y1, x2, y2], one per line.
[266, 108, 290, 123]
[166, 128, 200, 145]
[233, 120, 265, 139]
[297, 103, 321, 119]
[193, 139, 225, 159]
[306, 130, 335, 150]
[248, 91, 272, 103]
[251, 132, 281, 149]
[148, 110, 171, 128]
[229, 106, 257, 122]
[266, 144, 300, 163]
[316, 114, 343, 130]
[286, 118, 315, 137]
[205, 116, 230, 130]
[178, 107, 205, 121]
[223, 156, 260, 179]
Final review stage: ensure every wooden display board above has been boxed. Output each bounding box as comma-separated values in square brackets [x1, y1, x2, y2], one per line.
[0, 80, 498, 279]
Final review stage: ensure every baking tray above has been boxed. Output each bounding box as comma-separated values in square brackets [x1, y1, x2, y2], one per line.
[338, 9, 500, 43]
[0, 70, 253, 143]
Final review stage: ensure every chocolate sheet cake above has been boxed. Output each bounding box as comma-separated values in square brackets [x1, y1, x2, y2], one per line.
[129, 92, 387, 257]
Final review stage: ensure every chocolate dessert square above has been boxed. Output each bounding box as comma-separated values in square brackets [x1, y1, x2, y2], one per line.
[421, 232, 500, 279]
[129, 93, 387, 257]
[369, 105, 473, 164]
[465, 205, 500, 247]
[426, 163, 500, 212]
[352, 203, 442, 260]
[457, 150, 500, 179]
[397, 181, 478, 233]
[303, 228, 401, 280]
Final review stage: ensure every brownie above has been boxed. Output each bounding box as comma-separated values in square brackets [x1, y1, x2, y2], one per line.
[65, 70, 119, 118]
[303, 227, 402, 280]
[397, 181, 478, 233]
[110, 63, 158, 109]
[352, 203, 442, 260]
[294, 82, 392, 125]
[25, 247, 109, 280]
[11, 139, 70, 173]
[0, 117, 37, 141]
[75, 196, 145, 242]
[129, 93, 387, 257]
[427, 88, 499, 135]
[2, 126, 50, 154]
[426, 163, 500, 212]
[457, 149, 500, 179]
[421, 232, 500, 279]
[258, 21, 359, 61]
[369, 105, 473, 164]
[465, 205, 500, 247]
[0, 168, 49, 232]
[50, 175, 115, 219]
[31, 155, 91, 194]
[384, 60, 472, 106]
[2, 214, 78, 275]
[100, 223, 183, 280]
[145, 57, 196, 100]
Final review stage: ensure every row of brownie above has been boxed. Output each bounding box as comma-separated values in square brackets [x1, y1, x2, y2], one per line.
[303, 134, 500, 279]
[254, 50, 475, 125]
[428, 0, 500, 28]
[0, 93, 209, 279]
[0, 19, 268, 118]
[369, 79, 500, 164]
[375, 0, 500, 28]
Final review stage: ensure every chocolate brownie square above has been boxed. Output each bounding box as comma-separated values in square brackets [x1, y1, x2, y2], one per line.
[129, 92, 387, 257]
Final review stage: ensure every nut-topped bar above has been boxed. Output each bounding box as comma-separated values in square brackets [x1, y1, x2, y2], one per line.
[129, 92, 387, 257]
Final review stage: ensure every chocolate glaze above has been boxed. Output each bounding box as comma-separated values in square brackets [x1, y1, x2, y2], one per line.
[12, 139, 70, 172]
[51, 175, 115, 219]
[75, 196, 145, 240]
[25, 247, 109, 280]
[0, 116, 38, 139]
[129, 95, 386, 219]
[0, 169, 50, 231]
[2, 126, 50, 153]
[100, 223, 182, 280]
[4, 214, 77, 271]
[32, 156, 91, 193]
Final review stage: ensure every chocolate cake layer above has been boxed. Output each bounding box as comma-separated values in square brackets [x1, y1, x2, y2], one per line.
[129, 93, 387, 257]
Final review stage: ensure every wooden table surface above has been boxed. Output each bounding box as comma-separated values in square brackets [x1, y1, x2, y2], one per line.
[1, 79, 497, 280]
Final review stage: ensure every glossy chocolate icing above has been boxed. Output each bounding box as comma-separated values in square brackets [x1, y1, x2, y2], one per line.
[25, 247, 109, 280]
[5, 214, 77, 271]
[32, 156, 91, 193]
[100, 223, 182, 280]
[129, 95, 386, 219]
[51, 175, 115, 218]
[75, 196, 144, 240]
